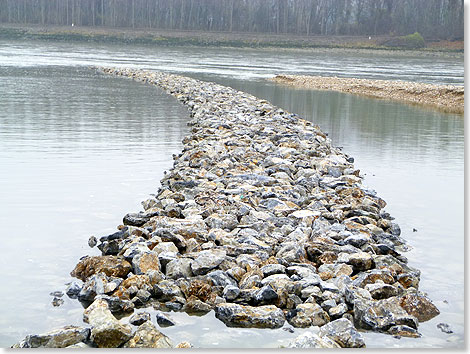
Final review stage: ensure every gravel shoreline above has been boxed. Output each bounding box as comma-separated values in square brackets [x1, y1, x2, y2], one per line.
[13, 68, 441, 348]
[270, 75, 464, 114]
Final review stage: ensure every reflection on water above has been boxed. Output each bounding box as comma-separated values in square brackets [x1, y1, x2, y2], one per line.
[0, 66, 190, 346]
[0, 41, 464, 348]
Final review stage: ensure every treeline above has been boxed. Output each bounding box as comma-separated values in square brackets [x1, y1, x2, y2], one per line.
[0, 0, 464, 40]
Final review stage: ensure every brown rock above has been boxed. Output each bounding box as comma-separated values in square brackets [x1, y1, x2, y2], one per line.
[399, 293, 440, 322]
[71, 256, 132, 281]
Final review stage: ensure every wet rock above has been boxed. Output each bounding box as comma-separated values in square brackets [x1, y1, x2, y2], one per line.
[288, 303, 330, 328]
[319, 318, 365, 348]
[123, 320, 173, 348]
[123, 212, 150, 227]
[129, 312, 151, 326]
[71, 256, 132, 282]
[287, 332, 341, 348]
[88, 236, 98, 248]
[190, 249, 226, 275]
[215, 303, 285, 329]
[52, 297, 64, 307]
[399, 293, 440, 322]
[83, 298, 133, 348]
[388, 325, 421, 338]
[65, 281, 82, 298]
[155, 311, 176, 327]
[13, 326, 90, 348]
[354, 297, 418, 331]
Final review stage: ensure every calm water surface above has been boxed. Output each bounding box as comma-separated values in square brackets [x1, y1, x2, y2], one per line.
[0, 40, 464, 348]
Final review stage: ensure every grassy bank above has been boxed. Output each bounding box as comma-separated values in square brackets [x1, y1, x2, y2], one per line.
[0, 24, 463, 55]
[271, 75, 464, 114]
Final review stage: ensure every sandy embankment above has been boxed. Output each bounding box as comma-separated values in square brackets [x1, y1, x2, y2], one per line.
[270, 75, 464, 114]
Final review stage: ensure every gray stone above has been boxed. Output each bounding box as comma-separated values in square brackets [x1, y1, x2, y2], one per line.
[223, 285, 241, 301]
[155, 311, 176, 327]
[13, 326, 90, 348]
[254, 285, 278, 304]
[166, 258, 193, 279]
[354, 297, 418, 331]
[328, 303, 348, 319]
[260, 264, 286, 277]
[65, 281, 82, 298]
[207, 270, 237, 287]
[215, 303, 285, 329]
[191, 249, 226, 275]
[365, 282, 398, 300]
[78, 273, 122, 302]
[153, 280, 183, 301]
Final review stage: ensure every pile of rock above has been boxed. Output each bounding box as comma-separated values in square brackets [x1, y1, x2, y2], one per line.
[14, 68, 439, 348]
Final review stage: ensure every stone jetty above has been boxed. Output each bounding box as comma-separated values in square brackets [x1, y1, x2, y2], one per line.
[13, 68, 440, 348]
[271, 74, 464, 114]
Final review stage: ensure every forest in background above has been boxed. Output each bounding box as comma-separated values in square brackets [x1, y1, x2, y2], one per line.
[0, 0, 464, 41]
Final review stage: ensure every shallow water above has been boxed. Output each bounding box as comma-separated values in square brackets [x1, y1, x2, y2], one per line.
[0, 40, 464, 348]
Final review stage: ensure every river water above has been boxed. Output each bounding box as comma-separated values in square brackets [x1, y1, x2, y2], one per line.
[0, 40, 464, 348]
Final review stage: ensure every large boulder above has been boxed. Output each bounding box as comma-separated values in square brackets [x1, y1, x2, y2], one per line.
[399, 293, 440, 322]
[215, 303, 285, 329]
[71, 256, 132, 281]
[354, 297, 418, 332]
[83, 299, 133, 348]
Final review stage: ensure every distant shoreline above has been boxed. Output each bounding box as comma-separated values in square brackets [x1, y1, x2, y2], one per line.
[0, 24, 463, 57]
[270, 75, 464, 115]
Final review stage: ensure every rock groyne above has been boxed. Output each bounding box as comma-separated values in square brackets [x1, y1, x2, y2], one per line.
[14, 68, 440, 348]
[271, 74, 464, 114]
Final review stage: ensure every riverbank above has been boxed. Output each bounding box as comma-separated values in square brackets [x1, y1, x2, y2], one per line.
[14, 68, 440, 348]
[0, 24, 463, 56]
[270, 75, 464, 114]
